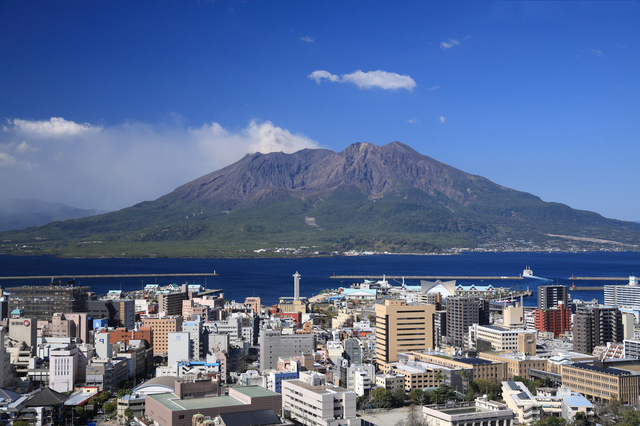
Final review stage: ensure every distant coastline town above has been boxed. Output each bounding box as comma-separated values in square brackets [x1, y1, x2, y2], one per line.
[0, 269, 639, 426]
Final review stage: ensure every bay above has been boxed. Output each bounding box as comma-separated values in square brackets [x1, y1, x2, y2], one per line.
[0, 252, 639, 307]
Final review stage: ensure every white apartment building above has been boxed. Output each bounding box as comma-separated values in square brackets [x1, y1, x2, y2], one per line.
[501, 381, 541, 424]
[604, 277, 640, 307]
[282, 379, 360, 426]
[468, 324, 536, 352]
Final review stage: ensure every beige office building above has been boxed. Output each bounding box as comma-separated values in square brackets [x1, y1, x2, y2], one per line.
[142, 316, 183, 356]
[375, 299, 435, 369]
[561, 361, 640, 404]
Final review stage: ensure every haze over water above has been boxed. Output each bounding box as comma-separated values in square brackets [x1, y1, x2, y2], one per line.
[1, 252, 639, 306]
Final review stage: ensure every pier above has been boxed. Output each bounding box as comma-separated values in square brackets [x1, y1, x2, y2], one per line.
[0, 272, 219, 280]
[569, 277, 628, 281]
[330, 275, 523, 280]
[570, 286, 604, 291]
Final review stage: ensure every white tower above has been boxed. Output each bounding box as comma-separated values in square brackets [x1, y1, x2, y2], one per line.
[293, 272, 301, 301]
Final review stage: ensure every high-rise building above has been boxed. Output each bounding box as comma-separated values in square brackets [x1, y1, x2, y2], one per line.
[573, 306, 623, 355]
[533, 301, 571, 337]
[7, 282, 89, 319]
[343, 337, 362, 365]
[445, 296, 490, 348]
[604, 277, 640, 307]
[433, 310, 447, 349]
[87, 299, 135, 329]
[375, 299, 435, 369]
[158, 291, 189, 316]
[259, 328, 315, 371]
[142, 316, 183, 356]
[537, 285, 568, 310]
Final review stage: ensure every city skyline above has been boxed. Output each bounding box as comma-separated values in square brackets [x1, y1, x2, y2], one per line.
[1, 1, 638, 221]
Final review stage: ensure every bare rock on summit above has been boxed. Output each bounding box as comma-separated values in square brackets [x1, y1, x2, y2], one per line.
[173, 141, 494, 210]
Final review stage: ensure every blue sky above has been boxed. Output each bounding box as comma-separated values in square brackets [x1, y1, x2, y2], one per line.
[1, 1, 638, 221]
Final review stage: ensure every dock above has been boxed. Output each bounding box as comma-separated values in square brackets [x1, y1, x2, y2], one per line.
[569, 277, 628, 281]
[0, 272, 219, 280]
[330, 275, 523, 280]
[570, 287, 604, 291]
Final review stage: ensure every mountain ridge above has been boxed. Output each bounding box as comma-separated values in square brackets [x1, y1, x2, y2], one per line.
[1, 142, 638, 257]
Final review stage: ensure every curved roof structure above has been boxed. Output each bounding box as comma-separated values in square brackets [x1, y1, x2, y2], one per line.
[133, 375, 179, 394]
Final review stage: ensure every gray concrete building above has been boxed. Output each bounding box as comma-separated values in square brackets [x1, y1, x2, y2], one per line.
[259, 328, 315, 371]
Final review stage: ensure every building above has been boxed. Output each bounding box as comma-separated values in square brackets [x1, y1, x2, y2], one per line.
[259, 328, 316, 371]
[422, 396, 515, 426]
[142, 316, 183, 356]
[445, 296, 490, 348]
[7, 282, 89, 319]
[97, 326, 153, 347]
[158, 291, 190, 316]
[538, 285, 568, 310]
[244, 297, 261, 315]
[604, 277, 640, 307]
[503, 304, 525, 329]
[533, 301, 571, 337]
[433, 310, 447, 349]
[87, 299, 135, 329]
[573, 306, 623, 355]
[501, 381, 541, 424]
[468, 325, 536, 353]
[375, 299, 436, 369]
[479, 351, 548, 380]
[145, 385, 281, 426]
[560, 360, 640, 404]
[343, 338, 362, 365]
[401, 352, 504, 391]
[282, 378, 359, 426]
[117, 375, 179, 419]
[388, 360, 444, 391]
[375, 373, 405, 392]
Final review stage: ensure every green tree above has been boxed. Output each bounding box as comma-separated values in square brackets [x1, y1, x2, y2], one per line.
[533, 417, 566, 426]
[572, 411, 588, 426]
[431, 384, 457, 404]
[117, 388, 131, 398]
[392, 387, 406, 407]
[371, 388, 393, 409]
[619, 409, 640, 426]
[356, 395, 368, 410]
[13, 422, 29, 426]
[75, 406, 85, 417]
[124, 407, 134, 421]
[103, 402, 116, 415]
[410, 389, 429, 406]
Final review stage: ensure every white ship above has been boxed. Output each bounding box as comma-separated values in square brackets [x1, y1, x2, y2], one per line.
[523, 267, 534, 278]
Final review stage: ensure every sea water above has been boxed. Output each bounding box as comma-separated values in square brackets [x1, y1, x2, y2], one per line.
[0, 252, 639, 306]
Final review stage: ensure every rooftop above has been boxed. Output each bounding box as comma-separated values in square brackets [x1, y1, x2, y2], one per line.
[568, 363, 632, 376]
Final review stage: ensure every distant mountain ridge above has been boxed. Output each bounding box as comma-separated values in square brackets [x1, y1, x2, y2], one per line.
[1, 142, 638, 257]
[0, 199, 108, 232]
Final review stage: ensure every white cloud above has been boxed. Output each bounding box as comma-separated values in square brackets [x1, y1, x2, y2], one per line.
[308, 70, 340, 84]
[590, 49, 603, 57]
[440, 38, 460, 50]
[406, 118, 420, 124]
[439, 116, 446, 124]
[16, 141, 40, 152]
[190, 120, 319, 166]
[0, 117, 319, 211]
[308, 70, 416, 91]
[0, 152, 16, 167]
[300, 36, 314, 43]
[4, 117, 102, 138]
[426, 85, 440, 91]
